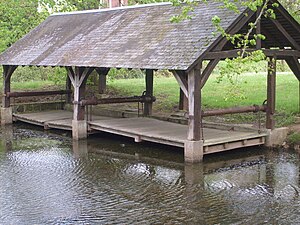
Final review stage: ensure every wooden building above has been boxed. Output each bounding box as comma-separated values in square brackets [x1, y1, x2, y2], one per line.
[0, 1, 299, 162]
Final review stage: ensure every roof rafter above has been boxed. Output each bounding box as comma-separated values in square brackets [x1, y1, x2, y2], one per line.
[269, 18, 300, 50]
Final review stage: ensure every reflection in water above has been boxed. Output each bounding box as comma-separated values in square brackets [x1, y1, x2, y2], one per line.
[0, 124, 300, 224]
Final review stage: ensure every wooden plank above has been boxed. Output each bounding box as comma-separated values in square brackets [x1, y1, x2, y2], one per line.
[266, 58, 276, 129]
[269, 18, 300, 50]
[12, 109, 268, 154]
[89, 117, 267, 150]
[187, 64, 202, 141]
[13, 110, 73, 123]
[144, 69, 154, 116]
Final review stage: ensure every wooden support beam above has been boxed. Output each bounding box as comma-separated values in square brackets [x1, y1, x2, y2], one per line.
[203, 49, 300, 60]
[66, 75, 72, 104]
[213, 9, 256, 51]
[172, 70, 188, 97]
[95, 68, 110, 94]
[200, 59, 220, 89]
[2, 65, 17, 108]
[269, 18, 300, 50]
[144, 69, 154, 116]
[276, 5, 300, 35]
[285, 56, 300, 81]
[179, 89, 188, 111]
[187, 64, 202, 141]
[266, 58, 276, 130]
[172, 70, 188, 111]
[67, 66, 94, 121]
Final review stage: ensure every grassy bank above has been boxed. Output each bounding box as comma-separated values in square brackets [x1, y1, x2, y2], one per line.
[107, 72, 299, 126]
[108, 72, 299, 112]
[2, 72, 299, 126]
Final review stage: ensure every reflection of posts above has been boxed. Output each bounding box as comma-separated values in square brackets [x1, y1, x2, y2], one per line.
[184, 163, 204, 185]
[1, 125, 13, 152]
[72, 140, 88, 158]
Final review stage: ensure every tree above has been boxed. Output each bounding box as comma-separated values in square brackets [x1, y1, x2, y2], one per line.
[0, 0, 46, 52]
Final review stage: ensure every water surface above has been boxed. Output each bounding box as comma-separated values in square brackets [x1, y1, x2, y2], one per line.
[0, 124, 299, 224]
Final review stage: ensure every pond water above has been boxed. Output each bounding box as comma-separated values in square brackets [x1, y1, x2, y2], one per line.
[0, 123, 300, 224]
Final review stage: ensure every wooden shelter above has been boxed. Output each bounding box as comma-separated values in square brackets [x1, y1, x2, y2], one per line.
[0, 1, 299, 162]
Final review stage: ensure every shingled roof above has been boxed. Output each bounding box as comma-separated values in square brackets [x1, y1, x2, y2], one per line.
[0, 1, 299, 71]
[0, 2, 246, 70]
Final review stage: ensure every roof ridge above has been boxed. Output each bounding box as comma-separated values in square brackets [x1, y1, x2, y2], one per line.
[51, 2, 172, 16]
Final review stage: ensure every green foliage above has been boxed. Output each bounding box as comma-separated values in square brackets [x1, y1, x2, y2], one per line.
[0, 0, 47, 53]
[38, 0, 101, 14]
[280, 0, 300, 23]
[47, 68, 67, 85]
[170, 0, 196, 23]
[108, 68, 145, 80]
[287, 132, 300, 145]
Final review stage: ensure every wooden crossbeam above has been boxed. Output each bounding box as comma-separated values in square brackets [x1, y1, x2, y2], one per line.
[203, 49, 300, 60]
[269, 18, 300, 50]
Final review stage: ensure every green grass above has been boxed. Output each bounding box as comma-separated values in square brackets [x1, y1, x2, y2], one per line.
[108, 72, 299, 114]
[10, 80, 58, 90]
[2, 72, 299, 126]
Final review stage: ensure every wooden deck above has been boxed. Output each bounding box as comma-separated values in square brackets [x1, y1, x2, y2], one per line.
[13, 110, 267, 155]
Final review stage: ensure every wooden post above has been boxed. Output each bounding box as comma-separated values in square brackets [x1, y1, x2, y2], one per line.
[178, 72, 188, 111]
[1, 65, 17, 125]
[66, 75, 72, 104]
[144, 69, 154, 116]
[187, 66, 202, 141]
[66, 66, 94, 139]
[179, 89, 188, 111]
[184, 63, 203, 163]
[99, 74, 107, 94]
[266, 58, 276, 130]
[95, 68, 110, 94]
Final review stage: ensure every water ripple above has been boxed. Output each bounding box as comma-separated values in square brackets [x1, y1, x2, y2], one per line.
[0, 126, 300, 224]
